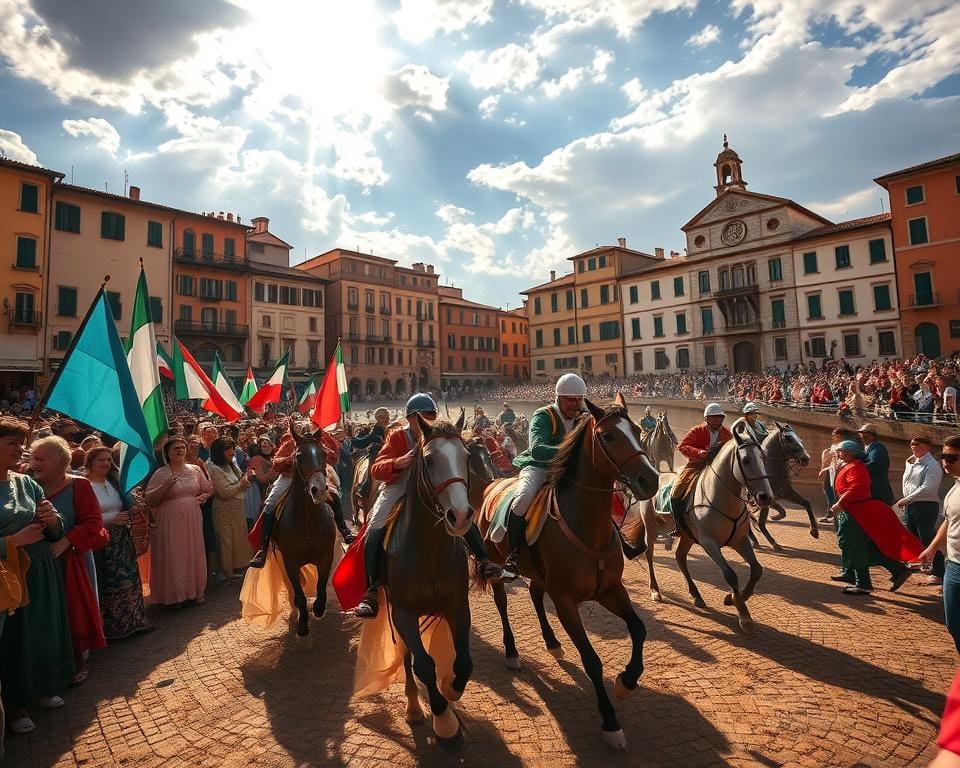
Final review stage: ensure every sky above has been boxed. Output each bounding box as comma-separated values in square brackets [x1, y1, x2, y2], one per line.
[1, 0, 958, 310]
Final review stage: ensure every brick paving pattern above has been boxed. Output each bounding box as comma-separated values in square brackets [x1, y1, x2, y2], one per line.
[7, 513, 953, 768]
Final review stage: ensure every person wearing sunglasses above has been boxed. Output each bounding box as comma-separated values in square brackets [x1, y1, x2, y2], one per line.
[919, 436, 960, 653]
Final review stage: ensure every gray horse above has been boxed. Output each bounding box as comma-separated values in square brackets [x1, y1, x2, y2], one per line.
[644, 412, 678, 473]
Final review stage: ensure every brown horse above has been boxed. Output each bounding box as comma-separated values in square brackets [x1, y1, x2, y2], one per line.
[350, 453, 382, 528]
[479, 393, 660, 750]
[272, 430, 338, 637]
[383, 412, 474, 753]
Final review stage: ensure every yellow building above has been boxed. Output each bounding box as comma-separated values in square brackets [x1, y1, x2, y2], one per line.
[0, 157, 63, 399]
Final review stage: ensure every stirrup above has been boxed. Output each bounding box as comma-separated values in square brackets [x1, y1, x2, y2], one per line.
[355, 587, 380, 618]
[248, 549, 268, 568]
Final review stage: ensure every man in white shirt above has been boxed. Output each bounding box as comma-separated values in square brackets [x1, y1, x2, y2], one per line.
[941, 376, 958, 423]
[898, 435, 945, 584]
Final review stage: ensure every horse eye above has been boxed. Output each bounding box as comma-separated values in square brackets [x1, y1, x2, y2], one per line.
[602, 432, 615, 442]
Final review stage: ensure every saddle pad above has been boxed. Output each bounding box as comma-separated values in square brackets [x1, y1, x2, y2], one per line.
[482, 478, 552, 546]
[655, 480, 675, 516]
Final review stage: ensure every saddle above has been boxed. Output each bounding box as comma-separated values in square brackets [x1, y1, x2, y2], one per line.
[480, 478, 553, 546]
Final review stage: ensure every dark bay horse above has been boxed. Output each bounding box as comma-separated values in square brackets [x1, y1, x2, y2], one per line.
[383, 412, 473, 753]
[480, 393, 659, 750]
[273, 429, 338, 638]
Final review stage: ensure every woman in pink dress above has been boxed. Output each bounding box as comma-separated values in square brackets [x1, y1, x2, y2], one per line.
[144, 437, 213, 606]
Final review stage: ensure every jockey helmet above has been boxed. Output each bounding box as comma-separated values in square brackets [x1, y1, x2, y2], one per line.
[405, 393, 437, 416]
[704, 403, 725, 418]
[742, 402, 760, 415]
[555, 373, 587, 397]
[373, 407, 390, 420]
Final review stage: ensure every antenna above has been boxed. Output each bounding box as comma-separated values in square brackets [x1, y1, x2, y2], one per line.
[70, 165, 74, 184]
[880, 197, 886, 214]
[123, 168, 128, 196]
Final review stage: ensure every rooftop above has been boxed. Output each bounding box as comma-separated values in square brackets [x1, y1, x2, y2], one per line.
[248, 259, 330, 284]
[790, 213, 891, 242]
[0, 156, 64, 181]
[567, 244, 657, 261]
[520, 272, 574, 295]
[874, 152, 960, 185]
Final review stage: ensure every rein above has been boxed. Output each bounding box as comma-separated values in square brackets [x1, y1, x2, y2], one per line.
[414, 433, 470, 524]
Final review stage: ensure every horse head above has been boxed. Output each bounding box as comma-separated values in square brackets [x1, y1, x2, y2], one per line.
[731, 418, 773, 506]
[414, 411, 473, 537]
[291, 427, 328, 505]
[581, 392, 659, 500]
[466, 437, 498, 484]
[773, 421, 810, 466]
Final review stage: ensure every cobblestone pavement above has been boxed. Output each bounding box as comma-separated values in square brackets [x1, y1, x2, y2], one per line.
[8, 511, 954, 768]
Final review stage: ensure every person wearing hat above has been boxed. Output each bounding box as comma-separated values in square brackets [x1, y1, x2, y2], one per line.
[504, 374, 587, 572]
[858, 424, 896, 506]
[355, 394, 506, 619]
[639, 406, 657, 440]
[497, 403, 516, 427]
[669, 403, 733, 536]
[898, 435, 945, 585]
[474, 406, 491, 432]
[742, 402, 768, 441]
[350, 407, 390, 500]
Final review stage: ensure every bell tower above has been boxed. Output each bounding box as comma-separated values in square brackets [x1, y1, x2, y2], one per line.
[714, 134, 747, 196]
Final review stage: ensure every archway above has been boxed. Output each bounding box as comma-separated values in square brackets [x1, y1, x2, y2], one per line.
[224, 343, 243, 362]
[349, 378, 362, 399]
[196, 343, 219, 362]
[365, 379, 376, 397]
[915, 323, 941, 358]
[732, 341, 757, 373]
[380, 379, 392, 397]
[395, 378, 406, 396]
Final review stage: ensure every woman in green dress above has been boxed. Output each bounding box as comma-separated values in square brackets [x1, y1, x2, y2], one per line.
[0, 416, 75, 735]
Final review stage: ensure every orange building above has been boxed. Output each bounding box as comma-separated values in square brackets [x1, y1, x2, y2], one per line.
[438, 286, 501, 394]
[498, 305, 529, 383]
[172, 211, 252, 373]
[876, 153, 960, 357]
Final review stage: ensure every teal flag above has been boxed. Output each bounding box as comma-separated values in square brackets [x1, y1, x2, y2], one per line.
[43, 288, 155, 494]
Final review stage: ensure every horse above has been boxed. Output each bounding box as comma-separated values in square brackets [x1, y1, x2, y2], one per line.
[645, 412, 677, 473]
[382, 412, 474, 753]
[272, 429, 338, 638]
[640, 418, 773, 632]
[350, 452, 382, 528]
[749, 423, 818, 551]
[479, 393, 660, 750]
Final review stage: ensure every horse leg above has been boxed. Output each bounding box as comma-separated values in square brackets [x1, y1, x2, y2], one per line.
[552, 595, 625, 749]
[769, 501, 786, 521]
[788, 488, 819, 539]
[284, 559, 309, 637]
[699, 537, 753, 633]
[641, 502, 662, 602]
[491, 582, 520, 669]
[731, 536, 763, 603]
[312, 546, 334, 620]
[756, 506, 781, 552]
[530, 582, 563, 658]
[596, 583, 646, 699]
[391, 607, 461, 752]
[403, 651, 425, 725]
[444, 606, 473, 702]
[675, 533, 706, 609]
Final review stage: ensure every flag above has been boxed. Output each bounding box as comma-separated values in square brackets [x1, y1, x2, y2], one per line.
[173, 338, 243, 421]
[239, 366, 258, 405]
[157, 342, 174, 380]
[211, 352, 245, 415]
[311, 343, 350, 430]
[43, 289, 155, 494]
[119, 268, 169, 487]
[245, 351, 289, 412]
[297, 375, 318, 414]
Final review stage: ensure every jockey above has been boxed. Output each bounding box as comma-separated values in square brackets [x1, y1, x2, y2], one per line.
[248, 430, 297, 568]
[639, 406, 657, 437]
[742, 402, 768, 441]
[505, 373, 586, 572]
[351, 407, 390, 498]
[355, 393, 508, 619]
[670, 403, 733, 536]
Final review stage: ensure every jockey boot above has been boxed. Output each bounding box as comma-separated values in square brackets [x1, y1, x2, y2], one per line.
[248, 512, 276, 569]
[504, 513, 527, 576]
[463, 524, 515, 583]
[355, 527, 387, 619]
[330, 497, 357, 545]
[669, 495, 687, 538]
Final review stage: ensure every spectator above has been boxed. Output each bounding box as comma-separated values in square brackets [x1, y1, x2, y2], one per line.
[858, 424, 896, 505]
[897, 435, 945, 586]
[206, 438, 253, 580]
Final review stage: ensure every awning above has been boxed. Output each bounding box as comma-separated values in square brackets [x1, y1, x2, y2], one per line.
[0, 359, 42, 373]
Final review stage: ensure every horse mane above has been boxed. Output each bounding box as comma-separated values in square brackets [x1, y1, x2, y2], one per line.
[546, 405, 628, 486]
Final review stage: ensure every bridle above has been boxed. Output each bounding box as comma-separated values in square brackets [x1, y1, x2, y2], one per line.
[707, 436, 772, 508]
[293, 439, 326, 487]
[566, 412, 651, 492]
[414, 432, 470, 523]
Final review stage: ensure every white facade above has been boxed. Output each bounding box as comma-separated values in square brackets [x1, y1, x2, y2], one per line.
[621, 263, 693, 374]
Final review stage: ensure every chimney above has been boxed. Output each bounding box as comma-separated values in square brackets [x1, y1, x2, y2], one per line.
[128, 186, 140, 201]
[670, 250, 680, 258]
[218, 211, 224, 220]
[550, 270, 556, 281]
[426, 264, 434, 274]
[226, 213, 234, 222]
[655, 247, 665, 259]
[412, 262, 425, 272]
[617, 237, 626, 248]
[252, 216, 268, 233]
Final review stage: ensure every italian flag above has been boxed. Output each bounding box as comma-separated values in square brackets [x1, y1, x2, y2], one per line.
[239, 366, 258, 405]
[173, 337, 243, 422]
[245, 351, 289, 413]
[157, 342, 174, 380]
[297, 375, 318, 414]
[312, 343, 350, 430]
[211, 353, 245, 416]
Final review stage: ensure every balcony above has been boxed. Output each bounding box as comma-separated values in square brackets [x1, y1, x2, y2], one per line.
[308, 359, 319, 369]
[174, 319, 249, 338]
[347, 301, 359, 311]
[8, 309, 41, 329]
[714, 283, 759, 300]
[379, 306, 392, 316]
[771, 320, 787, 329]
[700, 328, 715, 337]
[365, 305, 375, 314]
[366, 334, 382, 342]
[724, 320, 761, 333]
[346, 332, 362, 341]
[416, 339, 436, 348]
[909, 292, 939, 308]
[174, 248, 246, 270]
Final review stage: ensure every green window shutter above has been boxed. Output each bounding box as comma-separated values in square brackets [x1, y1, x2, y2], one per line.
[551, 293, 558, 312]
[873, 285, 891, 311]
[106, 290, 122, 320]
[147, 220, 163, 247]
[58, 286, 78, 317]
[906, 186, 924, 204]
[535, 329, 543, 347]
[224, 238, 235, 257]
[768, 258, 782, 281]
[553, 328, 561, 345]
[201, 233, 214, 258]
[835, 245, 850, 268]
[226, 281, 237, 301]
[534, 297, 541, 314]
[567, 327, 575, 344]
[149, 296, 163, 322]
[20, 183, 39, 213]
[913, 272, 933, 304]
[771, 299, 785, 325]
[653, 317, 663, 337]
[700, 308, 713, 332]
[631, 317, 641, 339]
[909, 218, 928, 245]
[565, 290, 573, 310]
[651, 281, 660, 300]
[55, 202, 81, 233]
[629, 286, 638, 304]
[15, 237, 37, 268]
[673, 276, 684, 296]
[868, 239, 886, 263]
[807, 295, 821, 319]
[676, 314, 687, 334]
[101, 213, 110, 238]
[600, 285, 609, 304]
[839, 290, 855, 315]
[580, 288, 588, 307]
[803, 252, 817, 274]
[582, 325, 591, 342]
[101, 212, 125, 240]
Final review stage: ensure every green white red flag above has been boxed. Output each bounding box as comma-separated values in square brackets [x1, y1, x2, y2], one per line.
[239, 366, 258, 405]
[173, 338, 243, 422]
[211, 353, 244, 415]
[245, 351, 289, 412]
[311, 343, 350, 430]
[297, 375, 318, 414]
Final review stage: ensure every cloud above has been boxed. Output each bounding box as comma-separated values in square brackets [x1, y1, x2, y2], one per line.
[459, 44, 541, 91]
[541, 49, 614, 98]
[391, 0, 493, 42]
[687, 24, 720, 48]
[61, 117, 120, 155]
[0, 128, 39, 163]
[382, 64, 449, 111]
[478, 94, 500, 119]
[804, 187, 883, 219]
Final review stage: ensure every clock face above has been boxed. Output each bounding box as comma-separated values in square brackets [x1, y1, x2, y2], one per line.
[721, 220, 747, 245]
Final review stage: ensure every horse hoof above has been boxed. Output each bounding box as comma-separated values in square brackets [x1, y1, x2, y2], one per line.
[505, 655, 522, 671]
[614, 674, 634, 700]
[693, 598, 707, 610]
[809, 528, 820, 539]
[650, 591, 663, 603]
[406, 704, 425, 725]
[433, 707, 460, 742]
[739, 618, 755, 634]
[547, 645, 564, 660]
[435, 726, 464, 754]
[723, 593, 735, 606]
[601, 729, 627, 750]
[312, 604, 326, 620]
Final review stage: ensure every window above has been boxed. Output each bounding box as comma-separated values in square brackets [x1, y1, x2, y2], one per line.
[909, 218, 929, 245]
[629, 286, 638, 304]
[149, 296, 162, 323]
[580, 288, 588, 308]
[768, 258, 783, 282]
[577, 261, 584, 273]
[534, 297, 541, 314]
[53, 331, 73, 351]
[101, 211, 125, 240]
[226, 281, 238, 301]
[913, 272, 934, 306]
[54, 202, 80, 233]
[676, 348, 690, 369]
[19, 183, 39, 213]
[553, 328, 561, 346]
[535, 329, 543, 348]
[873, 284, 892, 311]
[201, 233, 214, 259]
[676, 314, 687, 335]
[838, 289, 855, 316]
[566, 290, 574, 310]
[224, 238, 236, 259]
[582, 325, 592, 343]
[631, 317, 641, 340]
[588, 257, 596, 271]
[633, 350, 643, 371]
[771, 299, 785, 328]
[700, 307, 714, 333]
[774, 337, 787, 360]
[704, 344, 716, 367]
[698, 271, 710, 294]
[843, 333, 861, 357]
[654, 350, 668, 370]
[651, 281, 661, 300]
[550, 293, 558, 312]
[536, 359, 545, 371]
[807, 294, 822, 320]
[599, 321, 620, 340]
[57, 286, 78, 317]
[719, 269, 730, 290]
[106, 290, 122, 321]
[15, 236, 37, 268]
[673, 276, 684, 297]
[347, 287, 359, 309]
[279, 286, 298, 305]
[803, 252, 818, 274]
[906, 185, 925, 205]
[147, 220, 163, 247]
[179, 305, 192, 322]
[267, 284, 278, 304]
[600, 285, 610, 304]
[653, 316, 664, 338]
[200, 278, 223, 300]
[302, 288, 322, 307]
[878, 330, 896, 355]
[177, 275, 194, 297]
[13, 292, 34, 324]
[598, 255, 607, 268]
[810, 336, 827, 357]
[869, 239, 887, 263]
[567, 326, 575, 344]
[835, 245, 851, 269]
[182, 229, 195, 256]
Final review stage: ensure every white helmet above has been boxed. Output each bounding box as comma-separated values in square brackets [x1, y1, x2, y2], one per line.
[704, 403, 725, 418]
[556, 373, 587, 397]
[742, 402, 760, 415]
